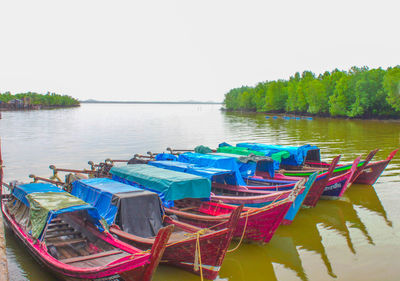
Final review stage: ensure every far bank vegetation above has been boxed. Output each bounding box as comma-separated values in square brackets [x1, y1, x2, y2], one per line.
[0, 92, 80, 110]
[223, 66, 400, 119]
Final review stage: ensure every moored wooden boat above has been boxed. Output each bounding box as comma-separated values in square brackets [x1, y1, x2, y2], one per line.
[109, 163, 312, 226]
[259, 156, 361, 199]
[166, 198, 295, 243]
[252, 156, 341, 207]
[70, 177, 242, 280]
[149, 153, 337, 210]
[305, 149, 399, 185]
[168, 143, 396, 185]
[47, 163, 300, 244]
[105, 164, 308, 241]
[0, 181, 170, 281]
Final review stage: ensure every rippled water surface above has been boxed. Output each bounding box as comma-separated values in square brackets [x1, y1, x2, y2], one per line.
[1, 104, 399, 281]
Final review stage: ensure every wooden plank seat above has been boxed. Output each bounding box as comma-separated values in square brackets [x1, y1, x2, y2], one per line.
[47, 238, 86, 247]
[60, 250, 123, 264]
[46, 230, 81, 239]
[48, 222, 69, 228]
[46, 226, 74, 233]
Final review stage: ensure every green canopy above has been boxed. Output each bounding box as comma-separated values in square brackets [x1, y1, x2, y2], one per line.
[110, 164, 211, 202]
[27, 192, 94, 239]
[217, 146, 266, 156]
[269, 151, 291, 162]
[217, 145, 290, 161]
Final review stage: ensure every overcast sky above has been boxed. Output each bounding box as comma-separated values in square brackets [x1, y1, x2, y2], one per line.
[1, 0, 399, 102]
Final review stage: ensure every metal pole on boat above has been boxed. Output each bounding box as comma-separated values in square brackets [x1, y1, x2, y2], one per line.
[0, 137, 3, 198]
[0, 137, 10, 281]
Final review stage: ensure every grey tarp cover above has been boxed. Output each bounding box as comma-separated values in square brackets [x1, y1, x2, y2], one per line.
[112, 190, 164, 238]
[72, 178, 164, 238]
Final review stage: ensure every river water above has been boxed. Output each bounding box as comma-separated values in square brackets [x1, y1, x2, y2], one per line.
[1, 103, 399, 281]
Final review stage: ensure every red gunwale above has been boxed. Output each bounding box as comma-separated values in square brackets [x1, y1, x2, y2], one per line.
[210, 186, 292, 205]
[166, 199, 293, 243]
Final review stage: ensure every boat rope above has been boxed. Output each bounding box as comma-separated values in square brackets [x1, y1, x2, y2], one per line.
[227, 210, 249, 253]
[184, 229, 208, 281]
[271, 191, 285, 205]
[195, 231, 204, 281]
[129, 249, 151, 259]
[49, 169, 62, 183]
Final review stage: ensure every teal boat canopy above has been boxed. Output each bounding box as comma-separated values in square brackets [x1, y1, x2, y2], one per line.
[109, 164, 211, 204]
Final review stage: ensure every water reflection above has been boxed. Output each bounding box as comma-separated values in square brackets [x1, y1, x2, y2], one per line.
[220, 183, 395, 281]
[4, 225, 56, 281]
[222, 113, 400, 162]
[1, 105, 399, 281]
[345, 184, 392, 227]
[267, 235, 307, 281]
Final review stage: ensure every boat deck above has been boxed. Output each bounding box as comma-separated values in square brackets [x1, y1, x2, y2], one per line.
[45, 217, 130, 268]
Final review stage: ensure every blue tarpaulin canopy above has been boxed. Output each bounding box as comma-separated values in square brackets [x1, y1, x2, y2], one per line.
[71, 178, 143, 226]
[12, 183, 64, 206]
[109, 164, 211, 205]
[236, 143, 319, 166]
[149, 160, 238, 182]
[178, 152, 250, 185]
[210, 152, 276, 178]
[71, 178, 164, 238]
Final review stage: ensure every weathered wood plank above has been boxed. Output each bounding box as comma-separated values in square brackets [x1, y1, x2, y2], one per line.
[60, 250, 123, 264]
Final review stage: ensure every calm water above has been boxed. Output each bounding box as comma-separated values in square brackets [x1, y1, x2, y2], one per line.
[1, 104, 399, 281]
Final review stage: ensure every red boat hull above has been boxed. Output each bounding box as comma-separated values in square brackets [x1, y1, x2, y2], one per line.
[1, 200, 155, 281]
[166, 200, 292, 244]
[353, 149, 398, 185]
[112, 205, 242, 280]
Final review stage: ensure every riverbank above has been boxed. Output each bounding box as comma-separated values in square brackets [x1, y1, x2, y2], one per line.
[222, 108, 400, 122]
[223, 66, 400, 119]
[0, 105, 80, 112]
[0, 213, 8, 281]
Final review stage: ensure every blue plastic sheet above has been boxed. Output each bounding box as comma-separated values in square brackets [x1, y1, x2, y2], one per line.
[155, 153, 178, 161]
[111, 174, 174, 208]
[71, 178, 164, 237]
[178, 152, 249, 186]
[236, 143, 319, 166]
[12, 183, 64, 207]
[149, 160, 235, 180]
[71, 178, 144, 226]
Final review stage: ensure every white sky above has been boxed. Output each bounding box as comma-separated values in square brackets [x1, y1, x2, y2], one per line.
[1, 0, 399, 102]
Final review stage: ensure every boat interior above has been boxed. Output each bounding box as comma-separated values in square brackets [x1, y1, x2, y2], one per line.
[5, 197, 131, 268]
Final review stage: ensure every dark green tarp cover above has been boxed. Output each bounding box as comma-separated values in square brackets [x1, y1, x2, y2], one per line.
[194, 145, 213, 154]
[109, 164, 211, 202]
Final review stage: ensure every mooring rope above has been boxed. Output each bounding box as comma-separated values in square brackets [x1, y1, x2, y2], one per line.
[129, 249, 151, 260]
[184, 229, 209, 281]
[227, 210, 249, 253]
[270, 191, 285, 205]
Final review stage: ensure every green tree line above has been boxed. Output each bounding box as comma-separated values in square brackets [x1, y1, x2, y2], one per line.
[0, 92, 80, 107]
[223, 66, 400, 118]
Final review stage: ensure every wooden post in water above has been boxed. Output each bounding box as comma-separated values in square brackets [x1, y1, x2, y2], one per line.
[0, 138, 10, 281]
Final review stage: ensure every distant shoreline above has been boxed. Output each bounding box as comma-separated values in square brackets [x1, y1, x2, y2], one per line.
[0, 105, 80, 112]
[81, 100, 222, 104]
